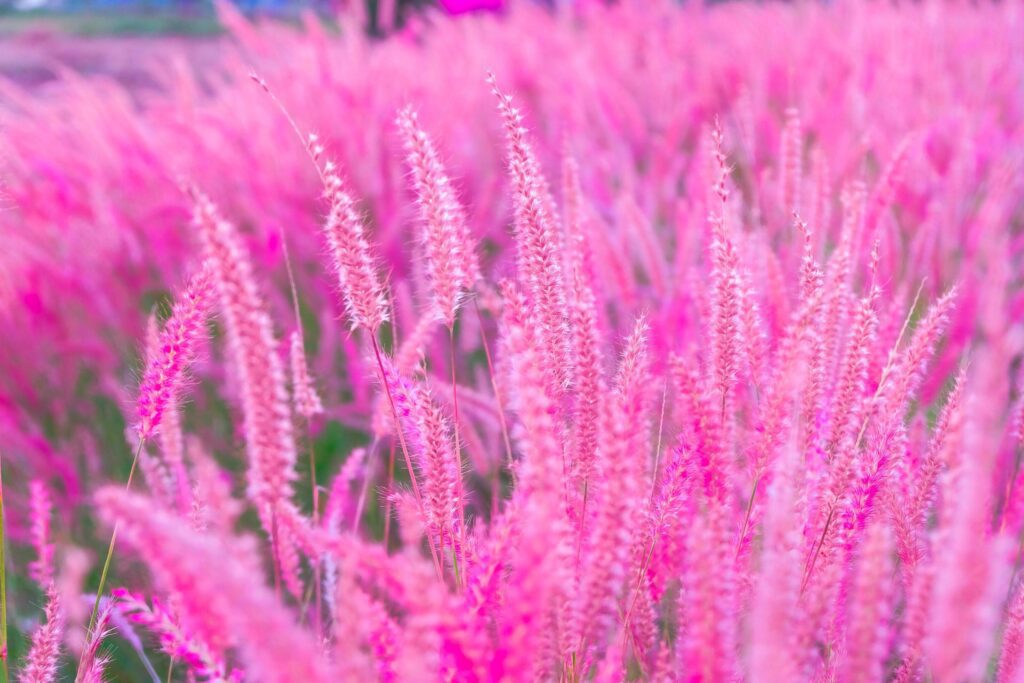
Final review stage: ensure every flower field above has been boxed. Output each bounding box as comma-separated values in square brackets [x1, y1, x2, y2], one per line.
[0, 1, 1023, 681]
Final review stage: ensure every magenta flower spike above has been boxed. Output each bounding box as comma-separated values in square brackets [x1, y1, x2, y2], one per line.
[97, 488, 335, 683]
[27, 481, 55, 588]
[136, 263, 213, 441]
[289, 330, 324, 419]
[380, 361, 462, 555]
[193, 193, 304, 596]
[489, 76, 572, 397]
[321, 167, 390, 333]
[397, 106, 479, 328]
[577, 315, 652, 648]
[19, 587, 63, 683]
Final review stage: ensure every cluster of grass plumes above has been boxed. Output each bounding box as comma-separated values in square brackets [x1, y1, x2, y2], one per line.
[1, 0, 1024, 680]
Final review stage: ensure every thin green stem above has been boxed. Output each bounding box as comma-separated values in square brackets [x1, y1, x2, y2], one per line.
[82, 437, 145, 672]
[449, 325, 467, 590]
[382, 441, 396, 548]
[801, 505, 834, 596]
[451, 543, 462, 590]
[473, 299, 514, 516]
[0, 451, 8, 683]
[736, 474, 761, 559]
[353, 436, 379, 535]
[303, 416, 323, 640]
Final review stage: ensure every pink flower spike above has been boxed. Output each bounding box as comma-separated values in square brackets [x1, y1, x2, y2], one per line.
[114, 588, 234, 681]
[927, 395, 1011, 683]
[577, 314, 652, 649]
[289, 330, 324, 419]
[320, 167, 390, 333]
[494, 282, 573, 677]
[749, 443, 804, 683]
[567, 262, 604, 500]
[708, 123, 743, 411]
[136, 263, 213, 441]
[96, 487, 336, 683]
[489, 75, 572, 396]
[77, 602, 113, 683]
[193, 193, 304, 595]
[20, 586, 63, 683]
[779, 107, 803, 218]
[322, 447, 367, 533]
[380, 361, 462, 554]
[839, 522, 894, 683]
[144, 312, 190, 513]
[998, 581, 1024, 683]
[827, 286, 879, 454]
[28, 480, 55, 588]
[883, 286, 959, 415]
[397, 106, 479, 328]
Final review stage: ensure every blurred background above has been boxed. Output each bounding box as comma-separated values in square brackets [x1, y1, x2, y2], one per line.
[0, 0, 504, 37]
[0, 0, 522, 108]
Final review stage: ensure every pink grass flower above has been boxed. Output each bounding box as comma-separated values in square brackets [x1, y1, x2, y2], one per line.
[19, 586, 63, 683]
[998, 581, 1024, 683]
[289, 330, 324, 419]
[2, 5, 1023, 682]
[136, 263, 213, 441]
[77, 603, 113, 683]
[193, 193, 304, 595]
[707, 124, 743, 411]
[778, 107, 803, 219]
[27, 480, 54, 588]
[114, 588, 236, 682]
[397, 106, 479, 328]
[490, 76, 572, 397]
[749, 444, 805, 683]
[577, 315, 652, 649]
[96, 487, 335, 683]
[321, 166, 390, 333]
[840, 523, 895, 683]
[494, 282, 574, 677]
[381, 361, 462, 552]
[927, 399, 1011, 683]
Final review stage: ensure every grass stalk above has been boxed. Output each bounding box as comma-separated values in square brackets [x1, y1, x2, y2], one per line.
[0, 451, 8, 683]
[81, 437, 145, 672]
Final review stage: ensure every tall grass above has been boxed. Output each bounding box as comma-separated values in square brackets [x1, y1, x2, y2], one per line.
[0, 1, 1023, 681]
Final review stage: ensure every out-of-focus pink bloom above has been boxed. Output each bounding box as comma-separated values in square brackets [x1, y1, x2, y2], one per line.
[193, 194, 304, 596]
[28, 480, 54, 588]
[97, 488, 335, 683]
[289, 330, 324, 419]
[115, 588, 237, 682]
[438, 0, 503, 15]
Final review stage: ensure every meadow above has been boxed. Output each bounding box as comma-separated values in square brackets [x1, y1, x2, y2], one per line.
[0, 1, 1023, 681]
